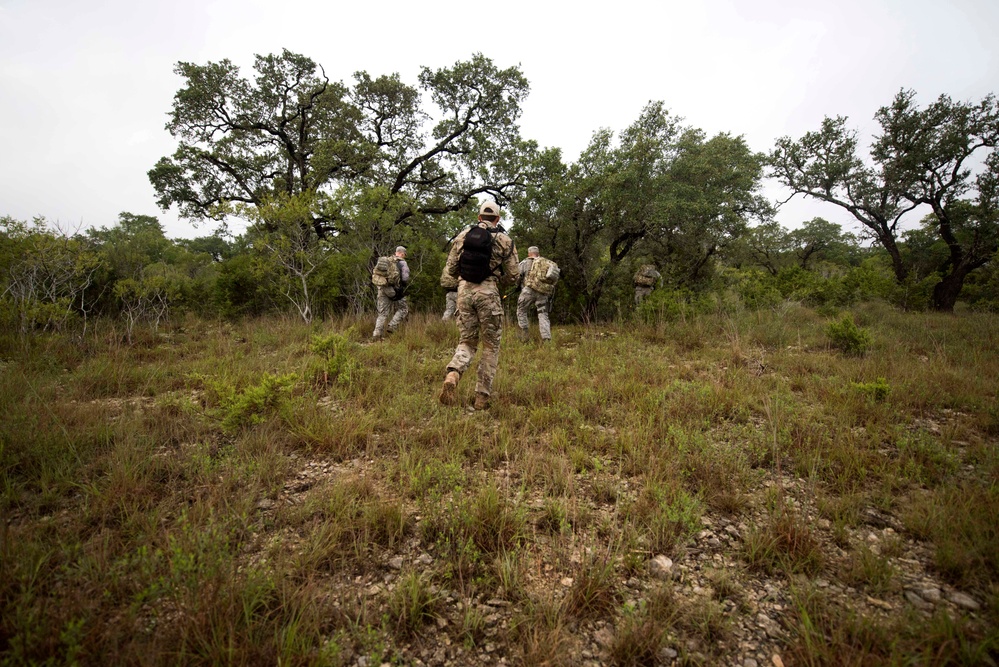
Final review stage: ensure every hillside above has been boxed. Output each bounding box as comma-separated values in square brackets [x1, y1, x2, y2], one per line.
[2, 305, 997, 665]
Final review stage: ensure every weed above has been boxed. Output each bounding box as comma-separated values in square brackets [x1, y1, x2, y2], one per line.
[625, 480, 702, 556]
[309, 327, 361, 388]
[564, 547, 620, 618]
[853, 377, 891, 402]
[387, 571, 441, 638]
[743, 503, 824, 576]
[510, 598, 574, 667]
[842, 544, 899, 597]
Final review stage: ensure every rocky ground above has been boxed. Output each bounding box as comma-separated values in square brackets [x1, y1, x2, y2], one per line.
[244, 420, 989, 667]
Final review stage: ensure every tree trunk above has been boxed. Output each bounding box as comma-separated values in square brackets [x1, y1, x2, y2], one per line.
[931, 266, 971, 312]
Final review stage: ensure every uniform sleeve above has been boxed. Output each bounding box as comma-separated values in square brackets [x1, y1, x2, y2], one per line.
[398, 259, 411, 283]
[445, 229, 467, 278]
[499, 239, 520, 288]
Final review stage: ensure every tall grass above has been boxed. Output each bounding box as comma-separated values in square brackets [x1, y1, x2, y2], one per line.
[2, 306, 997, 664]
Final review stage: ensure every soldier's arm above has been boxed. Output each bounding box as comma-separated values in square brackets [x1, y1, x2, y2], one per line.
[445, 230, 466, 277]
[500, 241, 520, 288]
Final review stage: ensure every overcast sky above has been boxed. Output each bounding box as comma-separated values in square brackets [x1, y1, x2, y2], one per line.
[1, 0, 997, 239]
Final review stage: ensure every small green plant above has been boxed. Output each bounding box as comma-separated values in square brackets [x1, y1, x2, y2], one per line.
[626, 481, 702, 555]
[310, 328, 360, 387]
[826, 315, 872, 356]
[853, 377, 891, 402]
[387, 571, 441, 638]
[195, 371, 297, 432]
[842, 545, 899, 597]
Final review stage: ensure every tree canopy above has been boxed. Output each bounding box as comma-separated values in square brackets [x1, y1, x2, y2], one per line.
[770, 89, 999, 311]
[149, 50, 538, 247]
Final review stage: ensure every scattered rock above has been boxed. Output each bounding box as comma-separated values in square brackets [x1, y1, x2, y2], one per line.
[905, 591, 933, 610]
[388, 556, 404, 570]
[659, 647, 679, 661]
[648, 555, 673, 579]
[948, 591, 981, 611]
[919, 587, 941, 603]
[864, 595, 891, 611]
[594, 627, 614, 647]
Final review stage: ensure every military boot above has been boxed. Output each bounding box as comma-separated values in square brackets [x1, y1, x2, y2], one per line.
[518, 327, 530, 343]
[438, 371, 460, 406]
[473, 392, 490, 410]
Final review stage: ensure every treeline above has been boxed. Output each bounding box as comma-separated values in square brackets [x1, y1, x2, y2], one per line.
[2, 51, 997, 335]
[3, 206, 997, 339]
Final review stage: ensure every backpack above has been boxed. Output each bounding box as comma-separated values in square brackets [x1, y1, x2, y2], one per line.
[457, 226, 495, 284]
[524, 256, 559, 295]
[371, 255, 402, 288]
[634, 264, 657, 287]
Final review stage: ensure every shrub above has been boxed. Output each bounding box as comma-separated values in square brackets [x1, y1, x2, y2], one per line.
[826, 315, 872, 356]
[310, 328, 360, 387]
[853, 377, 890, 402]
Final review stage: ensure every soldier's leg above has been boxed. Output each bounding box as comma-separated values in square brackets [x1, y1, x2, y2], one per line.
[474, 294, 504, 396]
[536, 294, 551, 340]
[442, 291, 458, 321]
[388, 298, 409, 332]
[373, 293, 391, 338]
[516, 289, 533, 341]
[446, 290, 480, 376]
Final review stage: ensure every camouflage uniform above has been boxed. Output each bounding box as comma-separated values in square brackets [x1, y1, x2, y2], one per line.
[633, 264, 661, 306]
[442, 289, 458, 321]
[442, 222, 519, 397]
[373, 258, 410, 338]
[516, 256, 553, 341]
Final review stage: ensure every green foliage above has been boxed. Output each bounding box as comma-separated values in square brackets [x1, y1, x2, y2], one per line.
[387, 571, 441, 638]
[196, 371, 298, 432]
[637, 288, 718, 324]
[732, 271, 783, 310]
[150, 50, 533, 246]
[625, 480, 702, 555]
[771, 90, 999, 312]
[0, 216, 103, 334]
[853, 377, 891, 402]
[826, 315, 873, 355]
[512, 102, 771, 321]
[310, 328, 360, 387]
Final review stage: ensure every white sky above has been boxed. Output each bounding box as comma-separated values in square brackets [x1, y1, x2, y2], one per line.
[1, 0, 997, 239]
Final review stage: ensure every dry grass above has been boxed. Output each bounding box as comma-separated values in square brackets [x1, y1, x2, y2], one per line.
[2, 307, 998, 664]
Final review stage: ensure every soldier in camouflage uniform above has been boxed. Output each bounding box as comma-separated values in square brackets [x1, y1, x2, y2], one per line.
[516, 246, 559, 342]
[372, 246, 410, 340]
[633, 263, 661, 306]
[441, 262, 459, 321]
[439, 201, 519, 410]
[442, 289, 458, 321]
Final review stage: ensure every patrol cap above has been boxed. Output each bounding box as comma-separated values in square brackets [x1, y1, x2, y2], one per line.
[528, 246, 539, 255]
[395, 246, 407, 254]
[479, 201, 500, 217]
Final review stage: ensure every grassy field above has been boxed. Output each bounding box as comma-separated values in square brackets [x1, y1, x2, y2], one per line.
[2, 303, 997, 666]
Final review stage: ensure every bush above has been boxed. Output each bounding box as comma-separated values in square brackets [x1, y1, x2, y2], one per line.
[309, 328, 360, 387]
[853, 377, 890, 402]
[826, 315, 872, 356]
